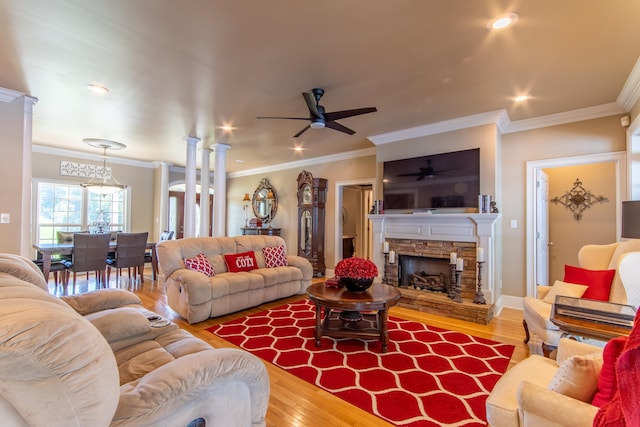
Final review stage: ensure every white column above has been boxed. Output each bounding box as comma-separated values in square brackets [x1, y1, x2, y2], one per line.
[212, 143, 230, 236]
[158, 161, 170, 239]
[184, 136, 200, 238]
[199, 146, 212, 237]
[21, 95, 38, 257]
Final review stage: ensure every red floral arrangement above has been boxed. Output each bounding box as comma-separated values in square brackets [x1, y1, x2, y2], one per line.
[334, 257, 378, 279]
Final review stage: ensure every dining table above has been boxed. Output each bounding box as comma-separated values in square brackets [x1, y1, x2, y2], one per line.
[33, 240, 158, 281]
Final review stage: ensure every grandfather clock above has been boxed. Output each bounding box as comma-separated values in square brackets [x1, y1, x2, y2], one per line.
[296, 170, 327, 277]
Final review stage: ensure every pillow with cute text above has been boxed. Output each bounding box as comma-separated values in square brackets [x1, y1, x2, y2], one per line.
[224, 251, 258, 273]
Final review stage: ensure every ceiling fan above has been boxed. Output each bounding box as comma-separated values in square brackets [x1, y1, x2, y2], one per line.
[398, 160, 449, 181]
[257, 88, 377, 138]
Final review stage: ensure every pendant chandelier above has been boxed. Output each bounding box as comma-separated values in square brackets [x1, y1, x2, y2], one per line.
[80, 138, 128, 194]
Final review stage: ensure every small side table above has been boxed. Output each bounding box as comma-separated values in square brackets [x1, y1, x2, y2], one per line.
[550, 296, 635, 342]
[307, 282, 401, 353]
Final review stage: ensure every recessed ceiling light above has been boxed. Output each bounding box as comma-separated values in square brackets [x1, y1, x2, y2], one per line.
[293, 146, 305, 152]
[235, 159, 245, 163]
[87, 83, 110, 95]
[488, 13, 519, 30]
[513, 94, 531, 102]
[220, 125, 235, 132]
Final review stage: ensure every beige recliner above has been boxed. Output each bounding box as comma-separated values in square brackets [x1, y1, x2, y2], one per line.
[523, 240, 640, 353]
[486, 338, 602, 427]
[0, 254, 270, 427]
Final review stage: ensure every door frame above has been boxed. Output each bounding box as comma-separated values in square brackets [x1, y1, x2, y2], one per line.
[525, 151, 627, 297]
[335, 178, 375, 263]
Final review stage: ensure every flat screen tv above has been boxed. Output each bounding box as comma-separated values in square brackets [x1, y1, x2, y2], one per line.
[382, 148, 480, 212]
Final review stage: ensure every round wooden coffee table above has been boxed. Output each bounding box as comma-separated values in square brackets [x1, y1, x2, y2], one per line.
[307, 282, 401, 353]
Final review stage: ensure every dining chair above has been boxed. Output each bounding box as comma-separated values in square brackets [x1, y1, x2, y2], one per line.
[62, 233, 112, 291]
[32, 253, 66, 293]
[106, 232, 149, 285]
[144, 230, 174, 280]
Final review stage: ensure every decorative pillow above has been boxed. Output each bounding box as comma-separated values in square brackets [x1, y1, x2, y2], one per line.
[542, 280, 589, 304]
[564, 265, 616, 301]
[184, 253, 214, 277]
[592, 336, 627, 407]
[548, 353, 603, 402]
[224, 251, 258, 273]
[263, 245, 288, 268]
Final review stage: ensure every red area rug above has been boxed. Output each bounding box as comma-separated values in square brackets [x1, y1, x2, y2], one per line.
[207, 299, 514, 427]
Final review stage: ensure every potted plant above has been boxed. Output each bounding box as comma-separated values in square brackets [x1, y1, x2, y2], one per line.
[334, 257, 378, 292]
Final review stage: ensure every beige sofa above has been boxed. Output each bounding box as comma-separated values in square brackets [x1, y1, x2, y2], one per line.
[0, 253, 270, 427]
[157, 235, 313, 323]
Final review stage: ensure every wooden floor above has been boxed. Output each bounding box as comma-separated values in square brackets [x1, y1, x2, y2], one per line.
[50, 269, 529, 427]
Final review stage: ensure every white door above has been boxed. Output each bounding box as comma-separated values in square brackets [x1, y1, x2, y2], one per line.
[535, 169, 550, 285]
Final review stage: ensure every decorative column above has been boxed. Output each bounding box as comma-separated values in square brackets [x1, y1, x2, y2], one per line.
[158, 161, 170, 239]
[212, 143, 230, 236]
[20, 95, 38, 257]
[199, 146, 212, 237]
[183, 136, 200, 238]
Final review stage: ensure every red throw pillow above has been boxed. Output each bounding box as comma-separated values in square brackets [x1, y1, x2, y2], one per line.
[563, 265, 616, 301]
[592, 336, 627, 407]
[262, 245, 288, 268]
[184, 253, 214, 277]
[224, 251, 258, 272]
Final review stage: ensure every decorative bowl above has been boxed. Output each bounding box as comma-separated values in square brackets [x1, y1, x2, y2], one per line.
[339, 277, 374, 292]
[339, 310, 363, 323]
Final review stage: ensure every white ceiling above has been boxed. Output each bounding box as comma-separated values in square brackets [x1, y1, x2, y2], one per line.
[1, 0, 639, 172]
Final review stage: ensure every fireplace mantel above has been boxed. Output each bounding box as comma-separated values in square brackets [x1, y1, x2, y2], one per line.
[368, 213, 501, 305]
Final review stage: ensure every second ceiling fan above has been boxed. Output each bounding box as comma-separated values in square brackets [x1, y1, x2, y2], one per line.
[257, 88, 377, 138]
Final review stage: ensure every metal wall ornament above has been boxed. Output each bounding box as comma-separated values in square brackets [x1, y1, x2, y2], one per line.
[550, 178, 608, 221]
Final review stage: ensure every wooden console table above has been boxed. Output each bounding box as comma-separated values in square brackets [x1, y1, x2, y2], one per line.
[241, 227, 281, 236]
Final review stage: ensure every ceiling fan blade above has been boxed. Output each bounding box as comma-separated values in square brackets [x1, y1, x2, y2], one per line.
[325, 121, 355, 135]
[257, 116, 310, 120]
[302, 91, 321, 119]
[324, 107, 377, 122]
[294, 125, 311, 138]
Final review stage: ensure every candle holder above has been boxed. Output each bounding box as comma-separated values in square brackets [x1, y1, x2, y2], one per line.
[448, 263, 456, 299]
[383, 252, 390, 284]
[473, 261, 487, 304]
[452, 270, 463, 303]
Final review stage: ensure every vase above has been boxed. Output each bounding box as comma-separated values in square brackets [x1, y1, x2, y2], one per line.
[340, 277, 374, 292]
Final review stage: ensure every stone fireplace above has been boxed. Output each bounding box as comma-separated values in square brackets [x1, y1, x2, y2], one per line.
[398, 254, 450, 292]
[369, 213, 500, 324]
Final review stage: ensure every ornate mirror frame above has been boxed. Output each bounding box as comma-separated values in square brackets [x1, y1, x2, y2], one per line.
[252, 178, 278, 223]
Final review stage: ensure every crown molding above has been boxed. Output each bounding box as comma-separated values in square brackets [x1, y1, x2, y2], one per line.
[367, 110, 509, 145]
[0, 87, 25, 103]
[617, 57, 640, 111]
[504, 102, 625, 134]
[227, 147, 376, 179]
[368, 101, 626, 145]
[32, 144, 155, 168]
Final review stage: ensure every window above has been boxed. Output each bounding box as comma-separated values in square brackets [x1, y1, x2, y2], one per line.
[34, 180, 128, 245]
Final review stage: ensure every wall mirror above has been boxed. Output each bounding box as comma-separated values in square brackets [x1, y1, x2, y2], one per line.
[252, 178, 278, 223]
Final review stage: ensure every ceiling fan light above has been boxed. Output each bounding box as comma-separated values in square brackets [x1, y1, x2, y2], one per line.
[310, 120, 325, 129]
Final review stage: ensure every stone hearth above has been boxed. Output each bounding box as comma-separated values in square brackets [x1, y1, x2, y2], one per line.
[398, 288, 493, 324]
